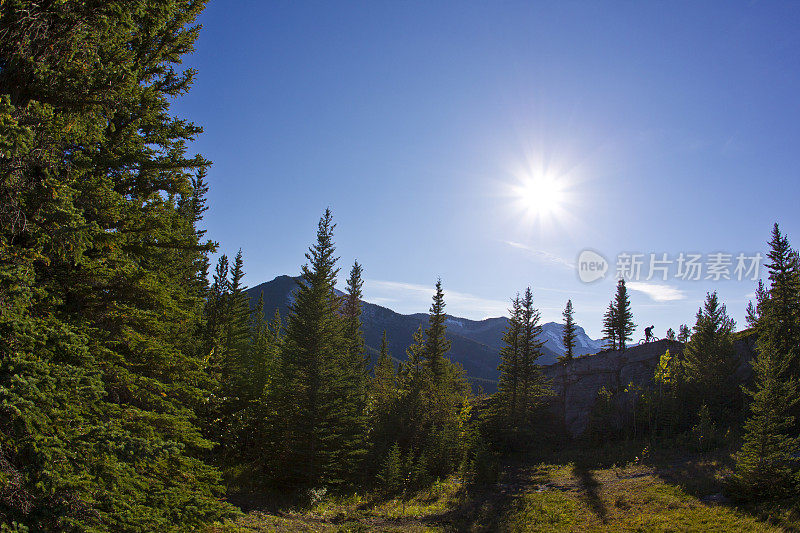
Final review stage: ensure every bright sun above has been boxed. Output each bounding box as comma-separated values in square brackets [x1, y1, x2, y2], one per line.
[515, 176, 566, 217]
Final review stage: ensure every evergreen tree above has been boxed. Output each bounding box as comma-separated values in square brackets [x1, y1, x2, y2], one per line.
[761, 224, 800, 380]
[372, 331, 397, 414]
[249, 292, 280, 399]
[561, 299, 577, 362]
[678, 324, 691, 343]
[403, 326, 427, 387]
[271, 209, 363, 490]
[368, 331, 399, 476]
[424, 279, 452, 383]
[734, 224, 800, 498]
[336, 260, 370, 483]
[682, 292, 739, 425]
[0, 1, 231, 529]
[394, 285, 471, 482]
[666, 328, 676, 341]
[518, 287, 549, 418]
[614, 279, 636, 350]
[497, 295, 523, 421]
[602, 302, 618, 350]
[732, 346, 800, 499]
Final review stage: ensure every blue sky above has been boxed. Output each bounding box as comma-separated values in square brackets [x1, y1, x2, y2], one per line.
[174, 1, 800, 338]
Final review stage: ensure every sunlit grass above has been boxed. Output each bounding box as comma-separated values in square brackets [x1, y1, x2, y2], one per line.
[209, 451, 794, 532]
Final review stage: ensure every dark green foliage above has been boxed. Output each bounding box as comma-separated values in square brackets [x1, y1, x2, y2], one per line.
[602, 302, 618, 350]
[337, 260, 370, 484]
[377, 443, 403, 493]
[761, 224, 800, 381]
[424, 279, 451, 383]
[370, 282, 473, 487]
[614, 279, 636, 350]
[519, 287, 549, 414]
[678, 324, 691, 343]
[490, 287, 551, 449]
[731, 350, 799, 499]
[682, 292, 740, 426]
[268, 210, 367, 490]
[0, 1, 232, 529]
[560, 299, 577, 362]
[733, 224, 800, 500]
[497, 295, 523, 421]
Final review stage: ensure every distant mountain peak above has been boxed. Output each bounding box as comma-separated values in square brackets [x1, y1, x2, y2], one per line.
[246, 275, 605, 391]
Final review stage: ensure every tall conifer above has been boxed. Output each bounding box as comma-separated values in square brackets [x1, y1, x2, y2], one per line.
[0, 1, 232, 528]
[614, 279, 636, 350]
[561, 299, 577, 362]
[424, 279, 451, 383]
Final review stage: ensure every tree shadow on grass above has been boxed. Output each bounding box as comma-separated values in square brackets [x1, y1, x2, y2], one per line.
[572, 462, 609, 524]
[427, 463, 547, 532]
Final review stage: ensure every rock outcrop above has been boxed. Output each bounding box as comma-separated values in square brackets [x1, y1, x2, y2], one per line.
[542, 335, 757, 436]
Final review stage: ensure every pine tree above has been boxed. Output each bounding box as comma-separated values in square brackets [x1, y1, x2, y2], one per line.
[518, 287, 549, 418]
[761, 224, 800, 380]
[678, 324, 691, 343]
[336, 260, 370, 484]
[614, 279, 636, 350]
[372, 331, 397, 413]
[343, 260, 368, 396]
[225, 249, 254, 396]
[271, 209, 364, 490]
[682, 292, 739, 425]
[0, 1, 232, 529]
[403, 326, 427, 387]
[561, 299, 577, 362]
[424, 279, 451, 383]
[602, 302, 618, 350]
[666, 328, 676, 341]
[394, 285, 470, 483]
[497, 295, 523, 421]
[734, 224, 800, 498]
[732, 346, 800, 499]
[369, 331, 399, 478]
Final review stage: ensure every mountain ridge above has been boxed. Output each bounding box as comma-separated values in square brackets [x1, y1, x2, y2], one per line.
[246, 275, 605, 391]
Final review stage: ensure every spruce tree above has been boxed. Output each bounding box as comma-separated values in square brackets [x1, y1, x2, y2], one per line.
[369, 331, 399, 474]
[761, 224, 800, 380]
[424, 279, 451, 383]
[734, 224, 800, 498]
[336, 260, 370, 484]
[271, 209, 363, 490]
[497, 295, 523, 421]
[602, 302, 618, 350]
[0, 1, 231, 529]
[678, 324, 691, 343]
[518, 287, 548, 417]
[561, 299, 577, 362]
[732, 346, 800, 499]
[372, 331, 397, 413]
[682, 292, 739, 425]
[614, 279, 636, 350]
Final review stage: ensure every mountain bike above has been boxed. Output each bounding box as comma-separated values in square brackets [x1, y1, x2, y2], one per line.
[638, 335, 660, 345]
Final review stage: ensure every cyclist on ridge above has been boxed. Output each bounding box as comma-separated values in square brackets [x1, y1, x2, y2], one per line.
[644, 325, 655, 343]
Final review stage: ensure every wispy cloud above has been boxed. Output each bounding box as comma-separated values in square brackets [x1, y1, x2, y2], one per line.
[627, 281, 686, 302]
[504, 241, 574, 269]
[365, 279, 511, 318]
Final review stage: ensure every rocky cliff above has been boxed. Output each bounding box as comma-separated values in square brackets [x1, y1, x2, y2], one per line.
[542, 336, 758, 436]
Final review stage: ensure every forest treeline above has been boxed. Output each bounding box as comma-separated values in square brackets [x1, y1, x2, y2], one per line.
[1, 1, 798, 531]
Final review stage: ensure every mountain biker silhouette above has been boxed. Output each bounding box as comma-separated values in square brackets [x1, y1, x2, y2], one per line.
[645, 325, 654, 342]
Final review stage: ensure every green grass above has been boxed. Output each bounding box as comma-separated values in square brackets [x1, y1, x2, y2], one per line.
[208, 445, 798, 532]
